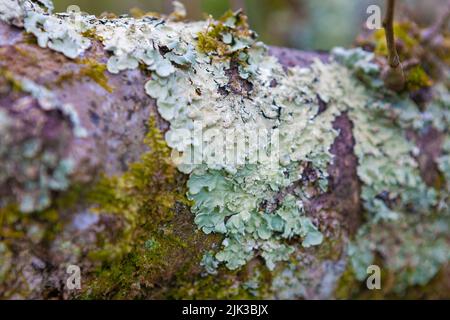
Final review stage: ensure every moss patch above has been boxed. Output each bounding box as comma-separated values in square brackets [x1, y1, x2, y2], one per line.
[81, 117, 218, 299]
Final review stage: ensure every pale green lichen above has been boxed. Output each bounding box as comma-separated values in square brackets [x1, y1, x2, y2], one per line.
[333, 48, 450, 290]
[0, 242, 12, 282]
[331, 46, 383, 89]
[0, 74, 86, 212]
[350, 96, 437, 220]
[200, 251, 219, 275]
[93, 16, 198, 75]
[3, 1, 449, 291]
[349, 215, 450, 292]
[82, 8, 332, 270]
[23, 1, 91, 59]
[271, 253, 346, 299]
[19, 77, 87, 138]
[439, 137, 450, 184]
[0, 0, 23, 24]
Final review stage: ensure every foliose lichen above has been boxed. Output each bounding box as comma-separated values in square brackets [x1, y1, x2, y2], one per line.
[0, 0, 23, 25]
[19, 77, 87, 138]
[2, 0, 449, 293]
[23, 11, 91, 59]
[0, 71, 87, 212]
[334, 48, 450, 290]
[37, 6, 334, 271]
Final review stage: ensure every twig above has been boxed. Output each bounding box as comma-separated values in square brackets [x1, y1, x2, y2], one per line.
[383, 0, 400, 68]
[381, 0, 405, 92]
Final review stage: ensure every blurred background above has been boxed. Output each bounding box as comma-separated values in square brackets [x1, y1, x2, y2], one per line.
[53, 0, 447, 50]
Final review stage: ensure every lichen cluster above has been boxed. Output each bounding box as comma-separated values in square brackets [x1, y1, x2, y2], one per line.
[0, 72, 86, 212]
[0, 0, 23, 25]
[1, 0, 449, 296]
[17, 2, 333, 271]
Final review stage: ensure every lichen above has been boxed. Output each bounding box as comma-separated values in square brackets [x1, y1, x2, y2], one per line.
[32, 6, 331, 270]
[2, 0, 449, 295]
[196, 10, 253, 56]
[331, 46, 382, 88]
[23, 7, 91, 59]
[331, 48, 450, 292]
[0, 0, 23, 25]
[19, 76, 87, 138]
[0, 73, 86, 212]
[349, 215, 450, 292]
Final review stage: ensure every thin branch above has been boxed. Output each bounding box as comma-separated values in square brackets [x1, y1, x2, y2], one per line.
[383, 0, 401, 68]
[381, 0, 405, 92]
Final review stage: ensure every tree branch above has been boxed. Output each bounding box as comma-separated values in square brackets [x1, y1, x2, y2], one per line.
[383, 0, 400, 68]
[382, 0, 405, 92]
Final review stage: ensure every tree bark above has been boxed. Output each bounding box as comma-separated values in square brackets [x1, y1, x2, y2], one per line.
[0, 17, 448, 299]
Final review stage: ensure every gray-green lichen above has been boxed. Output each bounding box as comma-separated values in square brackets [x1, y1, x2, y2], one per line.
[334, 48, 450, 290]
[0, 0, 23, 25]
[20, 77, 87, 138]
[41, 7, 334, 270]
[2, 0, 449, 294]
[349, 214, 450, 292]
[23, 10, 91, 59]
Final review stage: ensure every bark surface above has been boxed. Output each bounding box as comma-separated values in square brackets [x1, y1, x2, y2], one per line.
[0, 19, 448, 299]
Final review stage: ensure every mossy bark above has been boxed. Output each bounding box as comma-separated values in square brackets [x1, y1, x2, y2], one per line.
[0, 20, 448, 299]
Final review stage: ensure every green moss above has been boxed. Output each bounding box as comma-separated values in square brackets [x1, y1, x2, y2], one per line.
[85, 117, 179, 255]
[81, 29, 105, 42]
[170, 263, 272, 299]
[406, 65, 433, 91]
[334, 266, 361, 299]
[80, 117, 216, 299]
[196, 10, 253, 56]
[361, 19, 449, 92]
[78, 58, 114, 92]
[197, 22, 228, 55]
[0, 69, 24, 92]
[374, 22, 418, 60]
[56, 58, 113, 92]
[171, 274, 251, 299]
[22, 32, 39, 45]
[371, 22, 436, 91]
